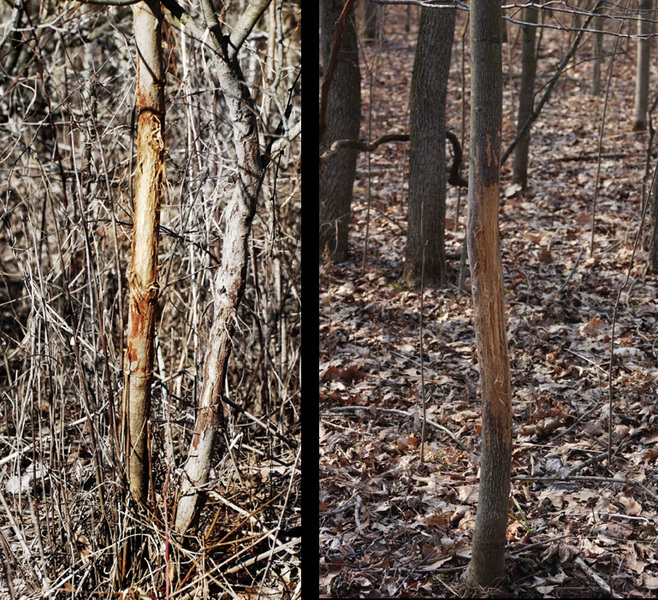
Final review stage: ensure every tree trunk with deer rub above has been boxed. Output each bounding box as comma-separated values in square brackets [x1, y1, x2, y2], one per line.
[173, 0, 265, 535]
[124, 0, 165, 507]
[462, 0, 513, 588]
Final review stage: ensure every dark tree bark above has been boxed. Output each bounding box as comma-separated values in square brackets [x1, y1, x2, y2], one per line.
[462, 0, 513, 588]
[319, 0, 361, 262]
[512, 5, 538, 188]
[400, 5, 455, 288]
[632, 0, 652, 131]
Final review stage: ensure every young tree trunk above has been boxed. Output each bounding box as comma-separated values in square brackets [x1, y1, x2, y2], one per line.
[462, 0, 512, 588]
[650, 164, 658, 270]
[400, 5, 455, 289]
[124, 0, 165, 506]
[319, 0, 361, 262]
[592, 11, 603, 95]
[632, 0, 652, 131]
[171, 0, 265, 535]
[512, 5, 538, 188]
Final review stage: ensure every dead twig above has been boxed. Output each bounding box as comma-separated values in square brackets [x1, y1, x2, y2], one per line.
[575, 556, 622, 598]
[324, 406, 465, 450]
[511, 475, 658, 503]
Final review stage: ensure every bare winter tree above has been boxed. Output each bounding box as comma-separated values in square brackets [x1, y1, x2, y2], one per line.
[319, 0, 361, 261]
[401, 4, 455, 288]
[463, 0, 513, 588]
[160, 0, 270, 536]
[124, 0, 166, 508]
[512, 4, 538, 188]
[632, 0, 652, 131]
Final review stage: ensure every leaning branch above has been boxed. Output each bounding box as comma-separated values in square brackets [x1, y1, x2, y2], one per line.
[320, 130, 468, 187]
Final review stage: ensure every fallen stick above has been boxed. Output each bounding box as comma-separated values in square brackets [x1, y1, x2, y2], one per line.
[575, 557, 621, 599]
[511, 475, 658, 503]
[324, 405, 465, 450]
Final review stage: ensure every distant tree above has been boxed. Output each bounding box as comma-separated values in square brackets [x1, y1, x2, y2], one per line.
[463, 0, 513, 588]
[400, 5, 455, 288]
[592, 7, 603, 95]
[512, 5, 538, 189]
[632, 0, 652, 131]
[319, 0, 361, 261]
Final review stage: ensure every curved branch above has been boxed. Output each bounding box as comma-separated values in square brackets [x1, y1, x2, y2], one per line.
[320, 133, 410, 159]
[446, 130, 468, 188]
[320, 130, 468, 188]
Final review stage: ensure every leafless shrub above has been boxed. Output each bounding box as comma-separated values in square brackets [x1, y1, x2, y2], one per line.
[0, 1, 300, 597]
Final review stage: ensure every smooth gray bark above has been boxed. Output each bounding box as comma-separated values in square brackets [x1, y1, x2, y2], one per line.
[162, 0, 267, 535]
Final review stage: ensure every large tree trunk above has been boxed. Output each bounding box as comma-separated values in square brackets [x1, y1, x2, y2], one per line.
[512, 5, 538, 188]
[400, 5, 455, 289]
[171, 0, 265, 535]
[124, 0, 165, 506]
[632, 0, 652, 131]
[463, 0, 513, 587]
[319, 0, 361, 262]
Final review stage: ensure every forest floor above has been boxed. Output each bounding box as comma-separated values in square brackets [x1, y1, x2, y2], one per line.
[320, 7, 658, 599]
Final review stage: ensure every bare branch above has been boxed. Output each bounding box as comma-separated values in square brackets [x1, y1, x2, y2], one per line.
[320, 131, 468, 187]
[501, 0, 604, 166]
[228, 0, 272, 62]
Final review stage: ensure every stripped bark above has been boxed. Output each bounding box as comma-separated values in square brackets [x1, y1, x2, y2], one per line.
[463, 0, 512, 587]
[124, 0, 165, 506]
[164, 0, 267, 535]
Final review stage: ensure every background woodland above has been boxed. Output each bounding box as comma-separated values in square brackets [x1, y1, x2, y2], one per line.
[320, 1, 658, 597]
